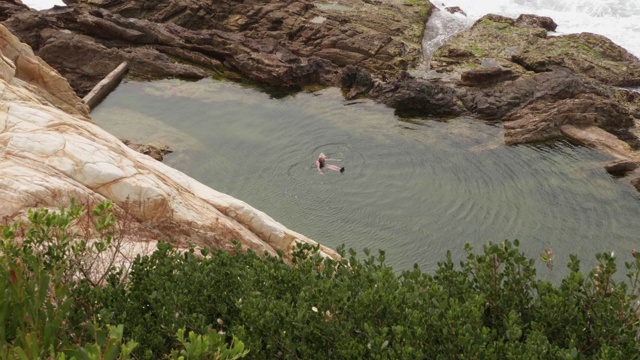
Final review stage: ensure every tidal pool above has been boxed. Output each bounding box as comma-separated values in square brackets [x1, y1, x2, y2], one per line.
[92, 78, 640, 276]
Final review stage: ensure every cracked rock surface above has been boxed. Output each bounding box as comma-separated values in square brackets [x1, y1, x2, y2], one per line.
[0, 24, 338, 261]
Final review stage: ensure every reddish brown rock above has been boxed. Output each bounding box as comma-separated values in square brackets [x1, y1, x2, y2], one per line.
[0, 0, 29, 22]
[503, 93, 634, 145]
[605, 160, 639, 177]
[515, 14, 557, 32]
[369, 72, 466, 117]
[0, 0, 431, 95]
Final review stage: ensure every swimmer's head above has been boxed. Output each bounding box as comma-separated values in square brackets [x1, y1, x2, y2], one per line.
[318, 153, 326, 160]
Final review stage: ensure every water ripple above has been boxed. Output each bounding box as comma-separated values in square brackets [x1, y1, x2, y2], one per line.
[92, 79, 640, 274]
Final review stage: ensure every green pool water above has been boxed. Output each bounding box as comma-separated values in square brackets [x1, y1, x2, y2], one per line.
[92, 78, 640, 276]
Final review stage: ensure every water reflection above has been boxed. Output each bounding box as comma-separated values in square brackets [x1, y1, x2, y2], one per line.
[92, 78, 640, 277]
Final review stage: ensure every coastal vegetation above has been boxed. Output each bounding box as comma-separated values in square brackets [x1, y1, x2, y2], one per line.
[2, 0, 640, 358]
[2, 202, 640, 359]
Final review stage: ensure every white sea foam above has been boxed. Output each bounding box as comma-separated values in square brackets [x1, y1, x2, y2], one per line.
[422, 8, 475, 66]
[435, 0, 640, 57]
[21, 0, 66, 10]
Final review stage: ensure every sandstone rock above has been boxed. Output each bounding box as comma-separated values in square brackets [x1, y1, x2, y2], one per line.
[121, 139, 173, 161]
[458, 67, 590, 119]
[0, 24, 339, 262]
[0, 24, 89, 116]
[504, 93, 633, 145]
[4, 7, 210, 97]
[559, 125, 639, 162]
[0, 1, 29, 22]
[0, 0, 432, 95]
[604, 160, 639, 177]
[512, 33, 640, 86]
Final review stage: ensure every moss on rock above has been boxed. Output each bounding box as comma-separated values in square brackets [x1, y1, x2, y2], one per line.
[431, 13, 640, 87]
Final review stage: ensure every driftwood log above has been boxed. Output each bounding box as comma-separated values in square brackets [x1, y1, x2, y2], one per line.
[83, 61, 129, 110]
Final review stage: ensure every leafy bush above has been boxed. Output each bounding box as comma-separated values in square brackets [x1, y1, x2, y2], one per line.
[169, 328, 248, 360]
[78, 240, 640, 359]
[3, 201, 640, 358]
[0, 201, 247, 359]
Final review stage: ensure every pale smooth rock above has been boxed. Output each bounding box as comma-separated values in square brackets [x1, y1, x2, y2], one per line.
[0, 24, 339, 261]
[559, 125, 640, 162]
[0, 25, 89, 117]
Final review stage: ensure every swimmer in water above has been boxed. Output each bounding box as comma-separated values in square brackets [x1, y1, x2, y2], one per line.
[316, 153, 344, 174]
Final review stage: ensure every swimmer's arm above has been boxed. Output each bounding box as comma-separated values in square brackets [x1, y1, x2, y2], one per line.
[316, 159, 323, 174]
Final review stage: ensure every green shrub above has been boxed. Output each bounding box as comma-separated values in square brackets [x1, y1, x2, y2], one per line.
[0, 202, 84, 358]
[3, 201, 640, 358]
[77, 240, 640, 359]
[0, 201, 247, 359]
[169, 328, 248, 360]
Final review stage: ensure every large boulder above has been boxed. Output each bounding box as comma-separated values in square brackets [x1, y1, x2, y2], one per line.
[0, 24, 89, 116]
[369, 72, 466, 117]
[431, 13, 640, 86]
[0, 24, 338, 261]
[0, 0, 28, 22]
[2, 0, 432, 95]
[364, 12, 640, 186]
[512, 32, 640, 87]
[67, 0, 431, 74]
[3, 7, 212, 96]
[441, 15, 640, 147]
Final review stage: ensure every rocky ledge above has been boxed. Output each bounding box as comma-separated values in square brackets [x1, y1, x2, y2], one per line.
[0, 23, 338, 261]
[2, 0, 640, 190]
[2, 0, 431, 96]
[4, 1, 640, 187]
[361, 11, 640, 188]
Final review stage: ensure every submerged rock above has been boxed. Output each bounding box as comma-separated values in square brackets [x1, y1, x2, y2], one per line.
[0, 24, 338, 262]
[121, 139, 173, 162]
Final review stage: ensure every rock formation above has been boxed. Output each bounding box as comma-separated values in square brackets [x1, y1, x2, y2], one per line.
[2, 0, 431, 97]
[3, 1, 640, 192]
[432, 14, 640, 159]
[366, 13, 640, 186]
[0, 24, 338, 261]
